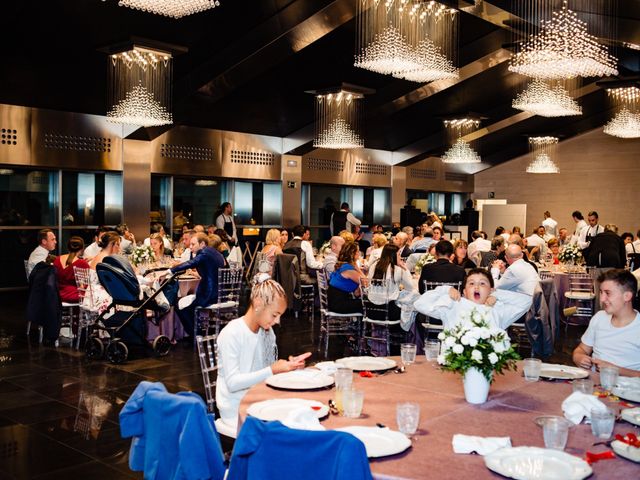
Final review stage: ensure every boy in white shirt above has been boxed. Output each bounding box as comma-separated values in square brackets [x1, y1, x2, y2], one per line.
[573, 269, 640, 377]
[216, 280, 311, 436]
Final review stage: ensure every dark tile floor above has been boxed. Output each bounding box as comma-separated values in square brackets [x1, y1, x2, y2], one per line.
[0, 290, 582, 479]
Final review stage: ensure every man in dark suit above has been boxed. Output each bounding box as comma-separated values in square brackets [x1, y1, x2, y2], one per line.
[418, 240, 466, 294]
[584, 224, 626, 268]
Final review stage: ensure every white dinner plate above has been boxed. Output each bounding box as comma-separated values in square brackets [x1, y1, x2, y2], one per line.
[335, 356, 397, 372]
[266, 369, 334, 390]
[247, 398, 329, 422]
[484, 446, 592, 480]
[612, 439, 640, 463]
[538, 363, 589, 380]
[613, 386, 640, 403]
[335, 426, 411, 458]
[621, 407, 640, 426]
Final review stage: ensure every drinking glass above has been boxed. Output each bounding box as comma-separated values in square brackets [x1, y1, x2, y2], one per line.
[424, 340, 440, 361]
[342, 389, 364, 418]
[542, 417, 569, 450]
[599, 366, 619, 391]
[591, 408, 615, 439]
[396, 402, 420, 435]
[401, 343, 417, 366]
[333, 367, 353, 415]
[572, 378, 594, 395]
[523, 358, 542, 382]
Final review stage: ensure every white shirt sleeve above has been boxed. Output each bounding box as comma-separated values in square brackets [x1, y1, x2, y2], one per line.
[27, 246, 49, 278]
[218, 333, 272, 394]
[399, 267, 416, 292]
[490, 289, 533, 329]
[577, 226, 590, 249]
[346, 212, 361, 227]
[301, 241, 323, 269]
[215, 214, 225, 230]
[580, 314, 598, 347]
[414, 285, 455, 321]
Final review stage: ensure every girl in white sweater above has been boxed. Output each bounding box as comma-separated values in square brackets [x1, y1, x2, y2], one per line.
[215, 280, 311, 436]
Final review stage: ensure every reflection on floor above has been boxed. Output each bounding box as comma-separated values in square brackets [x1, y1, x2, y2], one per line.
[0, 291, 582, 479]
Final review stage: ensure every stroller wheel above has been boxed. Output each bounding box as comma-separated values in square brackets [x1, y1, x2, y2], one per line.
[152, 335, 172, 357]
[106, 341, 128, 364]
[85, 337, 104, 360]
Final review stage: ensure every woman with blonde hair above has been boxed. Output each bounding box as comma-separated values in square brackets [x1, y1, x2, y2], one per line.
[366, 233, 388, 269]
[328, 241, 367, 313]
[257, 228, 283, 275]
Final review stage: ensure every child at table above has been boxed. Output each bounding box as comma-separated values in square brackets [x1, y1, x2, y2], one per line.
[216, 280, 311, 437]
[414, 268, 532, 330]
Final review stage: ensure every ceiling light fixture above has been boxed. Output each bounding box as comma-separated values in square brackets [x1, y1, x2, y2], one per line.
[509, 1, 617, 80]
[526, 153, 560, 173]
[117, 0, 220, 19]
[603, 108, 640, 138]
[526, 136, 559, 174]
[313, 91, 364, 149]
[512, 79, 582, 117]
[442, 118, 481, 164]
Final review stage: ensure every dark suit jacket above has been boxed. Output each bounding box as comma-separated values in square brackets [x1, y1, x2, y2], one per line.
[171, 247, 225, 306]
[584, 231, 626, 268]
[26, 263, 61, 341]
[418, 258, 466, 294]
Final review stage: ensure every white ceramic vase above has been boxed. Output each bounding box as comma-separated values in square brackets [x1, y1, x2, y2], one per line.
[462, 367, 492, 404]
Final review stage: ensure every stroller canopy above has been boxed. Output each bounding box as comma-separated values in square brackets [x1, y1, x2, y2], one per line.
[96, 254, 140, 305]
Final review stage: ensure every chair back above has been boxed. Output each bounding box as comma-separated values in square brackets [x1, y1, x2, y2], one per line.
[316, 269, 330, 311]
[423, 281, 462, 292]
[23, 259, 29, 282]
[360, 278, 393, 321]
[568, 273, 594, 295]
[73, 266, 93, 308]
[539, 271, 554, 280]
[196, 334, 218, 414]
[217, 266, 243, 305]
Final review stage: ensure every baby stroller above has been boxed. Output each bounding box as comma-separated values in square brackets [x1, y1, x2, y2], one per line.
[86, 255, 179, 364]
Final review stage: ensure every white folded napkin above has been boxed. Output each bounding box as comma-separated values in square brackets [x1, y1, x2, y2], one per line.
[314, 362, 337, 376]
[452, 434, 511, 455]
[178, 294, 196, 310]
[617, 376, 640, 389]
[561, 391, 607, 425]
[281, 407, 325, 431]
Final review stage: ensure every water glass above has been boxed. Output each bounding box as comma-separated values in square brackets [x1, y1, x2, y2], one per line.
[523, 358, 542, 382]
[401, 343, 417, 366]
[599, 366, 619, 391]
[591, 408, 615, 439]
[396, 402, 420, 435]
[342, 389, 364, 418]
[542, 417, 569, 450]
[424, 340, 441, 361]
[572, 378, 594, 395]
[334, 367, 353, 390]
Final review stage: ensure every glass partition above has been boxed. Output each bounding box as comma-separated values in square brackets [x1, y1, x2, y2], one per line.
[172, 178, 228, 229]
[0, 168, 58, 226]
[61, 171, 122, 226]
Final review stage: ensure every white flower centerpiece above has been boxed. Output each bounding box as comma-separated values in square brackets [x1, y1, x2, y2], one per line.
[558, 243, 582, 272]
[131, 244, 156, 267]
[437, 309, 520, 404]
[319, 240, 331, 257]
[414, 253, 436, 275]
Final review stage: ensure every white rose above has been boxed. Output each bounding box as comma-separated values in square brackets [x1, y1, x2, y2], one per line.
[468, 337, 478, 347]
[492, 341, 506, 354]
[488, 352, 499, 365]
[479, 328, 491, 339]
[438, 332, 446, 341]
[460, 335, 470, 346]
[437, 354, 446, 365]
[471, 349, 482, 362]
[445, 337, 456, 348]
[452, 344, 464, 354]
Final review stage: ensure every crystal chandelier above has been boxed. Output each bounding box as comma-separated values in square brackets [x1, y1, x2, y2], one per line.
[118, 0, 220, 19]
[107, 47, 173, 127]
[313, 91, 364, 149]
[526, 136, 559, 174]
[603, 108, 640, 139]
[355, 1, 459, 83]
[509, 1, 617, 80]
[512, 79, 582, 117]
[441, 138, 481, 164]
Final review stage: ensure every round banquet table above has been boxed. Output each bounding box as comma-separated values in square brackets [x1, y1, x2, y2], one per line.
[146, 276, 199, 341]
[239, 358, 640, 479]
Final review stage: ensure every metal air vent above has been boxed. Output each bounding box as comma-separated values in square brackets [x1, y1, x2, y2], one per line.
[355, 162, 388, 176]
[307, 157, 344, 172]
[161, 144, 215, 161]
[410, 167, 437, 179]
[44, 133, 111, 153]
[230, 150, 276, 166]
[0, 128, 17, 146]
[444, 172, 469, 182]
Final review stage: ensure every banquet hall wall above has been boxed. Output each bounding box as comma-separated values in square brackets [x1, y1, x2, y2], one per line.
[473, 129, 640, 234]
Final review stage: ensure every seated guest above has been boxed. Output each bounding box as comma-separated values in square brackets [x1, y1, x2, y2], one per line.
[584, 224, 626, 268]
[394, 231, 411, 260]
[259, 228, 284, 275]
[279, 229, 289, 248]
[323, 236, 345, 275]
[414, 268, 532, 330]
[83, 232, 121, 315]
[116, 223, 135, 255]
[54, 236, 90, 303]
[572, 269, 640, 377]
[451, 239, 476, 269]
[547, 238, 560, 264]
[339, 230, 355, 243]
[144, 223, 172, 250]
[176, 229, 194, 262]
[368, 244, 415, 319]
[411, 227, 435, 253]
[432, 226, 443, 242]
[366, 233, 388, 269]
[169, 232, 226, 336]
[418, 240, 465, 294]
[214, 228, 232, 259]
[493, 244, 539, 296]
[216, 280, 311, 434]
[149, 233, 171, 262]
[558, 228, 571, 247]
[83, 226, 110, 261]
[328, 241, 366, 314]
[193, 224, 205, 233]
[283, 225, 323, 284]
[467, 230, 491, 265]
[480, 236, 505, 268]
[500, 234, 539, 272]
[402, 226, 414, 244]
[27, 228, 57, 278]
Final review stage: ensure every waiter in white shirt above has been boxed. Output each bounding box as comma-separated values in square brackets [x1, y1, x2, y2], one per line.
[215, 202, 237, 245]
[330, 202, 361, 235]
[578, 211, 603, 250]
[26, 229, 57, 278]
[541, 211, 558, 238]
[570, 210, 588, 245]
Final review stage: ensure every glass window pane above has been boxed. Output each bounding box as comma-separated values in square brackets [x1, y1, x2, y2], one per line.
[173, 178, 226, 228]
[0, 229, 41, 287]
[62, 171, 122, 226]
[0, 168, 58, 226]
[373, 189, 390, 225]
[351, 189, 364, 220]
[233, 182, 253, 225]
[309, 185, 341, 226]
[151, 175, 173, 235]
[262, 182, 282, 226]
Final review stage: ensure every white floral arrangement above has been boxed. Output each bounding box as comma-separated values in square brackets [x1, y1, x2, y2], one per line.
[437, 309, 520, 382]
[384, 231, 393, 241]
[320, 240, 331, 256]
[414, 253, 437, 275]
[130, 245, 156, 267]
[558, 243, 582, 263]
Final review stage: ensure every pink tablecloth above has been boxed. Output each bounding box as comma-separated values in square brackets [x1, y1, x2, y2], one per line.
[146, 277, 199, 341]
[240, 358, 640, 479]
